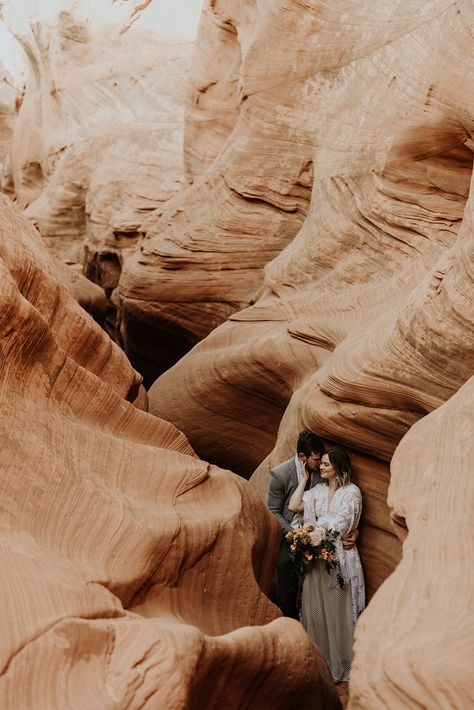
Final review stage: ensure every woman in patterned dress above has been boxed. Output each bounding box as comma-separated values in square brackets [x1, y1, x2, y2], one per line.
[288, 447, 365, 681]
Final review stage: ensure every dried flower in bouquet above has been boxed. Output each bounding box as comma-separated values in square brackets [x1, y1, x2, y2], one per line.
[286, 523, 345, 594]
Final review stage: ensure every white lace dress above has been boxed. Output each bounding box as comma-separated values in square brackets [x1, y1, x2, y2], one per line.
[301, 482, 365, 681]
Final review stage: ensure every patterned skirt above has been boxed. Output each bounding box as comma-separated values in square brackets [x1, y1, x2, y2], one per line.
[301, 558, 355, 682]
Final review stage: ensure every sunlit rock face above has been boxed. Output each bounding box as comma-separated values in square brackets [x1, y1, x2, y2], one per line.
[147, 0, 474, 608]
[1, 0, 191, 317]
[0, 192, 342, 709]
[118, 0, 313, 383]
[351, 376, 474, 708]
[0, 63, 16, 178]
[1, 0, 473, 704]
[183, 0, 241, 182]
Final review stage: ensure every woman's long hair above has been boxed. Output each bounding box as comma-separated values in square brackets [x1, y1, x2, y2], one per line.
[325, 447, 353, 487]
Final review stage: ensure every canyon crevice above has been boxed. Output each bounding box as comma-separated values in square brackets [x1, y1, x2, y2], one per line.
[1, 0, 473, 707]
[0, 191, 341, 708]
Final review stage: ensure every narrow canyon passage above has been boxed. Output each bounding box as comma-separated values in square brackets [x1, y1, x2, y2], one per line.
[0, 1, 473, 709]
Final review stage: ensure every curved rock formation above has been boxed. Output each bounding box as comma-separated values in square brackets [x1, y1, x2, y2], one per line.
[147, 0, 474, 602]
[0, 192, 341, 708]
[1, 0, 191, 299]
[54, 259, 107, 325]
[351, 376, 474, 708]
[0, 63, 16, 179]
[183, 0, 242, 181]
[118, 0, 314, 383]
[2, 0, 473, 705]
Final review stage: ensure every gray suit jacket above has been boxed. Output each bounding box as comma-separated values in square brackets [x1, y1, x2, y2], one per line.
[267, 456, 322, 537]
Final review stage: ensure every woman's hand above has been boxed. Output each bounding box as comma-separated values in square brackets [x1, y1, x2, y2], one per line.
[288, 472, 307, 513]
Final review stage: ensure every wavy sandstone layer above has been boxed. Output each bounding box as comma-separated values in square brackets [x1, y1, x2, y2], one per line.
[118, 0, 314, 383]
[351, 376, 474, 709]
[0, 64, 16, 177]
[1, 1, 191, 314]
[1, 0, 473, 706]
[0, 193, 340, 708]
[146, 1, 474, 601]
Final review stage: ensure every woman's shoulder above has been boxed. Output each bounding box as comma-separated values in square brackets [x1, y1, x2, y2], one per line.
[313, 482, 328, 495]
[340, 483, 362, 499]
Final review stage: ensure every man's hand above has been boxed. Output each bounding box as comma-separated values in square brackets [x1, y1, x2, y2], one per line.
[342, 528, 359, 550]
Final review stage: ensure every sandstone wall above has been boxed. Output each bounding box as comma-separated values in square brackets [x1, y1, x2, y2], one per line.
[351, 376, 474, 709]
[0, 192, 341, 709]
[118, 0, 314, 382]
[1, 1, 191, 309]
[0, 64, 16, 178]
[1, 0, 473, 705]
[144, 0, 474, 667]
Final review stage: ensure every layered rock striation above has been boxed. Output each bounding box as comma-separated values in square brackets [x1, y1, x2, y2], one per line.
[0, 192, 341, 708]
[1, 0, 191, 324]
[1, 0, 473, 705]
[351, 376, 474, 709]
[118, 0, 314, 382]
[146, 1, 474, 602]
[0, 63, 16, 179]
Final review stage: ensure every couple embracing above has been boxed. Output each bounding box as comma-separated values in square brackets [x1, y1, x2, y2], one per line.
[267, 431, 365, 682]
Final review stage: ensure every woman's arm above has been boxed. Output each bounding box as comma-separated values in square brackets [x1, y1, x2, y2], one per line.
[333, 486, 362, 537]
[288, 468, 309, 513]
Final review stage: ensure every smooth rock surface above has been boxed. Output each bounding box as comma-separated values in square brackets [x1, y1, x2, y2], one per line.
[351, 376, 474, 709]
[1, 1, 191, 298]
[0, 192, 341, 708]
[1, 1, 473, 707]
[54, 259, 107, 325]
[0, 64, 16, 179]
[118, 0, 314, 383]
[148, 0, 474, 603]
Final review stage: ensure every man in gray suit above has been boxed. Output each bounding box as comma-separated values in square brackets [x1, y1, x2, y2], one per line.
[267, 431, 325, 619]
[267, 431, 358, 618]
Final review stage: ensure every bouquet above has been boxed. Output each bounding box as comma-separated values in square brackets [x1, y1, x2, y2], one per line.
[286, 523, 345, 592]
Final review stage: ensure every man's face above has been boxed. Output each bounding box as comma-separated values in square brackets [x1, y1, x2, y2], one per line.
[300, 451, 321, 473]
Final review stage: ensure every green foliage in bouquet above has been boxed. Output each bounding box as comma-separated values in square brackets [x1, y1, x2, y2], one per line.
[286, 523, 345, 593]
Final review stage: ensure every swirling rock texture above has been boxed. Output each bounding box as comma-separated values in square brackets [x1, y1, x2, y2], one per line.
[351, 376, 474, 709]
[0, 192, 342, 708]
[1, 0, 191, 312]
[144, 0, 474, 698]
[118, 0, 313, 381]
[0, 63, 16, 178]
[2, 0, 473, 705]
[54, 259, 107, 325]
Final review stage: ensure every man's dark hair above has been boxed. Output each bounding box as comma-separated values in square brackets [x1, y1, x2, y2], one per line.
[296, 431, 324, 457]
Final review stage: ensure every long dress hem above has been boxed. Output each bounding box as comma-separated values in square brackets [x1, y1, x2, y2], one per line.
[301, 483, 365, 682]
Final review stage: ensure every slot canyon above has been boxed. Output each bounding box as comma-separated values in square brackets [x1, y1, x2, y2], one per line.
[0, 0, 473, 708]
